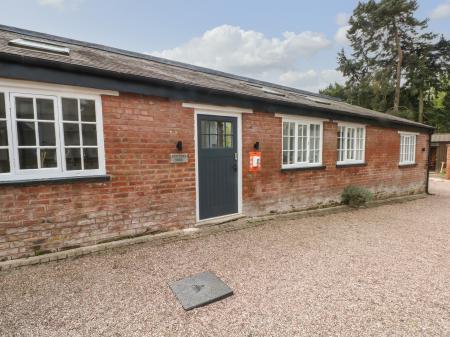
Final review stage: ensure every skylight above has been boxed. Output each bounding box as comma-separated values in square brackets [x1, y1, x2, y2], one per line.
[303, 95, 331, 105]
[8, 38, 70, 55]
[261, 86, 285, 97]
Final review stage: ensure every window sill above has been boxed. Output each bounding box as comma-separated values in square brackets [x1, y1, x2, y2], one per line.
[281, 165, 326, 172]
[398, 163, 417, 168]
[0, 175, 111, 187]
[336, 162, 367, 168]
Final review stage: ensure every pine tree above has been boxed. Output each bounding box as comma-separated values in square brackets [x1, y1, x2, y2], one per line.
[339, 0, 430, 113]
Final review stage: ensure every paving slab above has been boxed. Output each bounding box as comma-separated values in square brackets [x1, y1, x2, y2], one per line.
[169, 271, 233, 310]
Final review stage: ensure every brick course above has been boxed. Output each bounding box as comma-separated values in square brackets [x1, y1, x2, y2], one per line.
[447, 145, 450, 180]
[0, 93, 428, 260]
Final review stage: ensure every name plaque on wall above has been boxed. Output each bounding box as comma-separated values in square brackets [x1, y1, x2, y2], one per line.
[170, 153, 189, 164]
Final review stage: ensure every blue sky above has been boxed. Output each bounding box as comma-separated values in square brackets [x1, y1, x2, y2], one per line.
[0, 0, 449, 92]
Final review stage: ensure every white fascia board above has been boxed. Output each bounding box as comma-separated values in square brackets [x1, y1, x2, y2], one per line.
[182, 102, 253, 114]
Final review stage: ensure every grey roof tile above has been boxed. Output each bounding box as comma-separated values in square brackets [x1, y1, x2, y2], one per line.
[0, 25, 432, 130]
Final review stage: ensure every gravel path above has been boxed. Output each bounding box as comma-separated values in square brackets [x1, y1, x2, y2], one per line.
[1, 179, 449, 337]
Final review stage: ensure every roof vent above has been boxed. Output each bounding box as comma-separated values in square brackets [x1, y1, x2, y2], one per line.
[303, 95, 331, 105]
[261, 86, 285, 97]
[8, 38, 70, 55]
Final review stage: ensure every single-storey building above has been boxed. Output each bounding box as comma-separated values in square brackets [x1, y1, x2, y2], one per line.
[430, 133, 449, 176]
[0, 25, 433, 261]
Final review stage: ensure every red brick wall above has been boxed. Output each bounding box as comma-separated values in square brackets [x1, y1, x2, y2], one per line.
[241, 112, 428, 215]
[447, 145, 450, 179]
[0, 94, 196, 261]
[0, 94, 428, 260]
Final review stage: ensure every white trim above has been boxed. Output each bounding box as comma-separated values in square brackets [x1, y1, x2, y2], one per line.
[275, 113, 327, 123]
[398, 131, 420, 136]
[0, 86, 106, 181]
[183, 102, 253, 114]
[280, 117, 324, 169]
[336, 122, 366, 165]
[194, 109, 243, 222]
[0, 78, 119, 97]
[399, 133, 417, 165]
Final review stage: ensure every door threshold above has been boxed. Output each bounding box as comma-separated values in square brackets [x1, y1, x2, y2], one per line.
[195, 213, 246, 228]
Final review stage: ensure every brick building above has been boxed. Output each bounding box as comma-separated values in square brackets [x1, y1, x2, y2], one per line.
[0, 26, 433, 261]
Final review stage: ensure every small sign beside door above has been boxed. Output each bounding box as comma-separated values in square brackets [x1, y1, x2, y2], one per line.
[170, 153, 189, 164]
[249, 151, 261, 172]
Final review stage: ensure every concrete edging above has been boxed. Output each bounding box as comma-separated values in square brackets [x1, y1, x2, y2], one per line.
[0, 193, 427, 271]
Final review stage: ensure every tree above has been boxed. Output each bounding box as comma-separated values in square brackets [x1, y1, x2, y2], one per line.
[339, 0, 430, 113]
[404, 35, 450, 122]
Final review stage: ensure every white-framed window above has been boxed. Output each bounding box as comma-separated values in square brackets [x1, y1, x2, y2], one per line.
[282, 117, 323, 168]
[0, 86, 105, 181]
[337, 123, 365, 164]
[399, 132, 416, 165]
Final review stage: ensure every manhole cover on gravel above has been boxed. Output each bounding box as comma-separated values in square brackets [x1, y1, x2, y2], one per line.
[169, 271, 233, 310]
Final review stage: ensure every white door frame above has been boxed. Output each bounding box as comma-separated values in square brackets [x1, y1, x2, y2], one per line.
[186, 103, 252, 223]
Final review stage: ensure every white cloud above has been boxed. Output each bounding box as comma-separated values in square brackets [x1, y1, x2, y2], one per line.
[334, 12, 351, 45]
[150, 25, 331, 76]
[278, 69, 345, 93]
[150, 25, 343, 93]
[335, 12, 350, 26]
[335, 25, 351, 45]
[37, 0, 83, 9]
[430, 2, 450, 20]
[38, 0, 65, 8]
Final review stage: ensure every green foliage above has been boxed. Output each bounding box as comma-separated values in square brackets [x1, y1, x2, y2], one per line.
[322, 0, 450, 131]
[341, 186, 374, 208]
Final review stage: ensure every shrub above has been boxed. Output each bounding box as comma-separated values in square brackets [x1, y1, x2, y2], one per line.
[341, 186, 373, 207]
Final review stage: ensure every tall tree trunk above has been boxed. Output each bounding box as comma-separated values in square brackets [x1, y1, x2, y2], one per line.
[418, 88, 424, 123]
[393, 23, 402, 113]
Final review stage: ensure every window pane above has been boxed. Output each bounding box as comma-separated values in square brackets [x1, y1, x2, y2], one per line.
[0, 149, 9, 173]
[282, 151, 288, 165]
[83, 148, 99, 169]
[0, 121, 8, 146]
[65, 148, 82, 170]
[282, 136, 289, 150]
[17, 121, 36, 146]
[63, 123, 80, 145]
[38, 122, 56, 146]
[19, 148, 38, 169]
[36, 99, 54, 120]
[0, 93, 5, 119]
[16, 97, 34, 119]
[210, 134, 218, 148]
[201, 134, 209, 148]
[40, 148, 57, 168]
[225, 135, 233, 148]
[82, 124, 97, 146]
[62, 98, 79, 121]
[80, 99, 96, 122]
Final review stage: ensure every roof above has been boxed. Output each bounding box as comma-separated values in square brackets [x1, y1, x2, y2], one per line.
[431, 133, 450, 143]
[0, 24, 433, 131]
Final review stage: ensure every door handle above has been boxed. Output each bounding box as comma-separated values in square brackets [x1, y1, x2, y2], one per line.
[232, 163, 237, 171]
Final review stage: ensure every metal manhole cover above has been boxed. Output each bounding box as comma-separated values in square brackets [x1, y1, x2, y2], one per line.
[169, 271, 233, 310]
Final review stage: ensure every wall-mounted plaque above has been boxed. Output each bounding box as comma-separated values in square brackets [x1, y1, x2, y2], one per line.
[170, 153, 189, 164]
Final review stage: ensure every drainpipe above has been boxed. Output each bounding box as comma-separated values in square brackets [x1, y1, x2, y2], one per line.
[425, 130, 433, 195]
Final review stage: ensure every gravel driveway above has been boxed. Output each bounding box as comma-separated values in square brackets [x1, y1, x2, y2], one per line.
[1, 179, 449, 337]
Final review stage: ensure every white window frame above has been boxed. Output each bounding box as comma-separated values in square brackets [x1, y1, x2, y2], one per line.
[399, 132, 417, 166]
[280, 115, 324, 169]
[337, 122, 366, 165]
[0, 83, 107, 182]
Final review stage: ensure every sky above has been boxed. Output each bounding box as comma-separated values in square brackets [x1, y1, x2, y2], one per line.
[0, 0, 449, 93]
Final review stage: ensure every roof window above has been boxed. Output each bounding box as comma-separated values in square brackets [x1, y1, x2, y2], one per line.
[8, 38, 70, 55]
[303, 95, 331, 105]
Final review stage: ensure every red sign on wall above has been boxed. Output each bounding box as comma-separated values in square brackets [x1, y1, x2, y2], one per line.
[249, 151, 261, 172]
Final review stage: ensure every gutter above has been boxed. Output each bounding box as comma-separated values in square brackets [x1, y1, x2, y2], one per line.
[425, 130, 434, 195]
